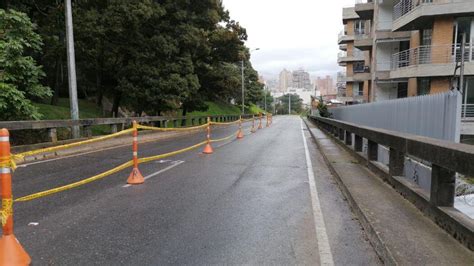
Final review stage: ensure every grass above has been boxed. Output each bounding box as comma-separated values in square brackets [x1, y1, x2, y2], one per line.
[34, 98, 103, 120]
[34, 98, 108, 136]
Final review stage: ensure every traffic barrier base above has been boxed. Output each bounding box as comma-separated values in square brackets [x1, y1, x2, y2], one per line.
[202, 143, 214, 154]
[127, 168, 144, 185]
[202, 118, 214, 154]
[0, 235, 31, 265]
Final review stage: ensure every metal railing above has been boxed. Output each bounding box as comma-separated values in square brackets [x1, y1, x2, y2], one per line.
[462, 104, 474, 118]
[393, 0, 435, 20]
[391, 43, 474, 70]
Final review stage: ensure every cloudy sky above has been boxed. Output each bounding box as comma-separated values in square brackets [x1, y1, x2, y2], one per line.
[222, 0, 354, 81]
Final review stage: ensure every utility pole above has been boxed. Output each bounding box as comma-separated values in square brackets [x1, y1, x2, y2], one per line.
[288, 94, 291, 115]
[65, 0, 80, 138]
[241, 60, 245, 114]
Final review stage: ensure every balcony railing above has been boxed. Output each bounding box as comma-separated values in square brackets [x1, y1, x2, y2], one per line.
[462, 104, 474, 118]
[391, 43, 474, 70]
[394, 0, 437, 20]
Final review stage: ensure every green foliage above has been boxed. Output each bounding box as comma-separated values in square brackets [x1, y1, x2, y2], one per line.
[34, 98, 103, 119]
[0, 9, 51, 120]
[275, 93, 303, 114]
[187, 101, 241, 116]
[5, 1, 265, 119]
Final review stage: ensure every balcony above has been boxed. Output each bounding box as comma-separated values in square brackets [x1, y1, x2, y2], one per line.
[338, 50, 365, 65]
[354, 27, 373, 51]
[337, 71, 354, 83]
[393, 0, 474, 31]
[338, 30, 354, 45]
[355, 0, 374, 20]
[339, 43, 348, 51]
[343, 7, 359, 24]
[390, 43, 474, 79]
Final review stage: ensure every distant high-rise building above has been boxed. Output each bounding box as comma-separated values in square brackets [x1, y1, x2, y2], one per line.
[292, 69, 311, 90]
[278, 69, 292, 92]
[316, 75, 336, 97]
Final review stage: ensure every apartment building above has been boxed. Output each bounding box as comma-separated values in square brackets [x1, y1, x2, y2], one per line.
[337, 6, 372, 103]
[338, 0, 474, 116]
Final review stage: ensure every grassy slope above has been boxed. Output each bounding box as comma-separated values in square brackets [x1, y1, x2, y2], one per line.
[34, 98, 103, 119]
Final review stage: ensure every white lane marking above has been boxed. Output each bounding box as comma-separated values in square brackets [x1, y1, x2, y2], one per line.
[122, 160, 185, 188]
[300, 119, 334, 265]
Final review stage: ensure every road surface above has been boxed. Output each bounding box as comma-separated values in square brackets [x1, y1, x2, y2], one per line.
[12, 116, 380, 265]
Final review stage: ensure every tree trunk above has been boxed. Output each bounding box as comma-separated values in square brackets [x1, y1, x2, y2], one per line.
[112, 91, 122, 117]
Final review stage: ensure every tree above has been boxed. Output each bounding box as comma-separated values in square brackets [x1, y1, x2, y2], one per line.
[276, 93, 303, 114]
[0, 9, 51, 120]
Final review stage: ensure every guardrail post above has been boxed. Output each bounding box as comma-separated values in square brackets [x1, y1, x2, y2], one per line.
[345, 131, 352, 145]
[338, 129, 344, 141]
[111, 124, 118, 133]
[389, 148, 405, 176]
[83, 125, 92, 138]
[333, 126, 339, 137]
[163, 120, 168, 128]
[173, 120, 178, 128]
[0, 129, 31, 265]
[198, 118, 203, 125]
[191, 118, 195, 126]
[48, 128, 58, 143]
[430, 164, 455, 207]
[127, 121, 144, 185]
[367, 140, 378, 161]
[354, 135, 363, 152]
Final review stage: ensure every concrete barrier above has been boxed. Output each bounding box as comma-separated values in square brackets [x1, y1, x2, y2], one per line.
[308, 115, 474, 251]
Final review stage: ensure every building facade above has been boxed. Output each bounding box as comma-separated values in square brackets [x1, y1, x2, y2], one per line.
[316, 75, 337, 98]
[278, 69, 292, 92]
[338, 0, 474, 117]
[292, 69, 312, 90]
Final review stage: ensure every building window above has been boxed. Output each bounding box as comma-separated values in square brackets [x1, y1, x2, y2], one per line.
[421, 29, 432, 46]
[397, 83, 408, 98]
[418, 78, 431, 95]
[353, 82, 363, 97]
[354, 20, 365, 35]
[353, 62, 365, 73]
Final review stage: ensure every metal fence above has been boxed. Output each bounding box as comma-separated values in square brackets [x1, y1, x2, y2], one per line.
[329, 90, 462, 142]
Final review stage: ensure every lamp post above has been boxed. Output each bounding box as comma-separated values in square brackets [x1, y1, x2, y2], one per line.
[241, 48, 260, 114]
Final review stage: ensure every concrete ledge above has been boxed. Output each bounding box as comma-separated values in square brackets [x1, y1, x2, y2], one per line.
[303, 118, 474, 264]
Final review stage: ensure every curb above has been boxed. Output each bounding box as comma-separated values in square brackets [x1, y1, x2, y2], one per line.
[303, 118, 397, 266]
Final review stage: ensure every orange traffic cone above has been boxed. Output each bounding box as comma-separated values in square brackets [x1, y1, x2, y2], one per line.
[251, 115, 256, 133]
[237, 116, 244, 139]
[258, 113, 263, 129]
[127, 121, 144, 185]
[203, 117, 214, 154]
[0, 129, 31, 265]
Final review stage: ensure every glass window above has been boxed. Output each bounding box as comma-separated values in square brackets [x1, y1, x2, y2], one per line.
[421, 29, 432, 46]
[418, 78, 431, 95]
[455, 17, 472, 45]
[354, 20, 365, 35]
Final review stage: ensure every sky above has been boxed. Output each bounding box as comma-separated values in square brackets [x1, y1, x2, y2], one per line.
[222, 0, 354, 81]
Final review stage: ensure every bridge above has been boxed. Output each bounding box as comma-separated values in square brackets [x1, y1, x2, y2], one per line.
[0, 115, 473, 264]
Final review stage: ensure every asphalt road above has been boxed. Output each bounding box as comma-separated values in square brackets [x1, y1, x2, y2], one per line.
[12, 116, 380, 265]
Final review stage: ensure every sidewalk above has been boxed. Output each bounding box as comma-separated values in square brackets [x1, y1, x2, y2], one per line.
[304, 118, 474, 265]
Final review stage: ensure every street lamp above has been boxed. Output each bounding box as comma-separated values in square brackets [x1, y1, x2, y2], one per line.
[241, 48, 260, 114]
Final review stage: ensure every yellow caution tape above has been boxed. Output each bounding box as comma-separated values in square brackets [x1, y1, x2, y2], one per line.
[210, 131, 238, 143]
[210, 120, 241, 126]
[0, 155, 17, 171]
[137, 123, 208, 132]
[0, 198, 12, 226]
[14, 128, 134, 161]
[14, 129, 242, 203]
[138, 140, 208, 164]
[14, 160, 134, 202]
